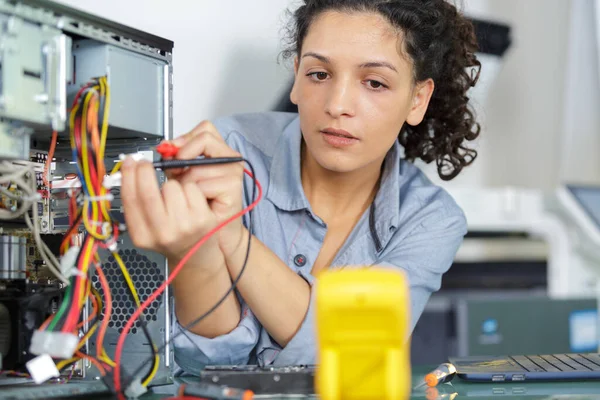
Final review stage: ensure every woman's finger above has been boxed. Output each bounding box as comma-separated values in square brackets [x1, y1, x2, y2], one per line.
[120, 158, 153, 248]
[135, 161, 169, 237]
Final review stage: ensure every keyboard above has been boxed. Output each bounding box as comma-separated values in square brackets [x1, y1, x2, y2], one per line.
[511, 353, 600, 373]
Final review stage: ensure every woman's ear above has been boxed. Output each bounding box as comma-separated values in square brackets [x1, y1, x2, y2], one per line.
[290, 56, 300, 105]
[406, 78, 434, 126]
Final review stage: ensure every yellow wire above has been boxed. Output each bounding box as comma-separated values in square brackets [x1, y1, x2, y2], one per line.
[99, 77, 111, 162]
[111, 160, 122, 175]
[80, 280, 91, 307]
[94, 79, 113, 231]
[76, 240, 95, 307]
[80, 90, 95, 198]
[67, 77, 134, 382]
[77, 84, 111, 240]
[100, 350, 116, 367]
[113, 251, 160, 386]
[55, 357, 79, 372]
[80, 90, 105, 242]
[61, 78, 118, 376]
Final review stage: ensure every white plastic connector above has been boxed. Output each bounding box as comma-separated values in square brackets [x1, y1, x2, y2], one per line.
[59, 245, 81, 281]
[29, 331, 79, 359]
[118, 151, 153, 163]
[124, 377, 148, 399]
[103, 172, 122, 189]
[25, 354, 60, 384]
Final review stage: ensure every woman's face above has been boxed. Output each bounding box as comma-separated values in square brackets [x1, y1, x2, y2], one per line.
[291, 11, 433, 174]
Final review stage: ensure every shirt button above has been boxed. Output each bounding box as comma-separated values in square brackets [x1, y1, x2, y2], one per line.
[294, 254, 307, 267]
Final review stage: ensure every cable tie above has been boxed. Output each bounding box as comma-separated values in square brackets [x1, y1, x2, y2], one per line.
[84, 194, 114, 202]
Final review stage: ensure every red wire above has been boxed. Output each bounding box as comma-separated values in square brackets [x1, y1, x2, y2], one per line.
[95, 261, 113, 364]
[44, 131, 58, 188]
[113, 170, 262, 398]
[74, 117, 82, 158]
[72, 82, 92, 107]
[62, 238, 97, 332]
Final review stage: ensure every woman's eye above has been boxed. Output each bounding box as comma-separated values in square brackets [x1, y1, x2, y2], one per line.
[308, 72, 329, 81]
[367, 80, 386, 90]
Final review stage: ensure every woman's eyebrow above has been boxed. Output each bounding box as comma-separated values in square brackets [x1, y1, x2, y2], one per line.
[302, 52, 330, 63]
[359, 61, 398, 73]
[301, 52, 398, 74]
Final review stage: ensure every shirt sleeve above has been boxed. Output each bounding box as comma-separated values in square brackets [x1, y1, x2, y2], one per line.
[378, 211, 467, 333]
[172, 301, 261, 375]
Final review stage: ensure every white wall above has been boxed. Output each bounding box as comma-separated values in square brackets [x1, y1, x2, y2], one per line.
[421, 0, 575, 190]
[53, 0, 296, 135]
[560, 0, 600, 186]
[54, 0, 597, 190]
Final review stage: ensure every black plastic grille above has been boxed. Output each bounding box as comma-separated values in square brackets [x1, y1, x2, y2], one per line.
[91, 249, 163, 334]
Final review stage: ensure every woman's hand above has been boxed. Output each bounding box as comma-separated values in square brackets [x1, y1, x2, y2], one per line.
[160, 120, 246, 259]
[122, 121, 244, 257]
[120, 155, 224, 264]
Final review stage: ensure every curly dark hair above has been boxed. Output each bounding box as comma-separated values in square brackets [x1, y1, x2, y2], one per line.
[282, 0, 481, 180]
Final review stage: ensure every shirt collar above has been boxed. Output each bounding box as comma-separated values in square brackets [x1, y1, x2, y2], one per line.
[267, 115, 402, 250]
[267, 116, 310, 211]
[370, 140, 402, 252]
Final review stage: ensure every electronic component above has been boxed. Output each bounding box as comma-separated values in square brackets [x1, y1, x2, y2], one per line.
[0, 0, 175, 394]
[0, 235, 27, 280]
[29, 151, 52, 233]
[0, 281, 64, 372]
[26, 354, 60, 384]
[315, 268, 411, 400]
[180, 381, 254, 400]
[0, 231, 63, 282]
[0, 10, 72, 160]
[200, 365, 316, 395]
[68, 40, 166, 138]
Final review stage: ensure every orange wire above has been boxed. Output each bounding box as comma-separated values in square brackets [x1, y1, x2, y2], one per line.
[44, 130, 58, 188]
[95, 264, 112, 364]
[75, 351, 106, 376]
[87, 95, 105, 178]
[76, 287, 99, 330]
[39, 313, 54, 331]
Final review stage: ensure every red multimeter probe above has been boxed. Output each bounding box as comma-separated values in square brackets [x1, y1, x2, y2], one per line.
[153, 142, 243, 170]
[155, 141, 180, 158]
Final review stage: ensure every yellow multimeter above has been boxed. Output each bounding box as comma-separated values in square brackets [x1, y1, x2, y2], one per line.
[315, 267, 411, 400]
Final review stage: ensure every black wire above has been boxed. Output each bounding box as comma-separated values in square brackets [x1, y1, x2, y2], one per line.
[153, 157, 244, 170]
[119, 158, 257, 394]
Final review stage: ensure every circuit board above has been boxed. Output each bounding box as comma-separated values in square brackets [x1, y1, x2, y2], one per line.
[0, 151, 53, 233]
[0, 230, 64, 282]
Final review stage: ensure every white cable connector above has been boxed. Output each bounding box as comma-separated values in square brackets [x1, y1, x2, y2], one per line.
[25, 354, 60, 384]
[104, 151, 153, 189]
[29, 331, 79, 359]
[59, 245, 81, 281]
[103, 172, 122, 189]
[124, 377, 148, 399]
[118, 151, 153, 163]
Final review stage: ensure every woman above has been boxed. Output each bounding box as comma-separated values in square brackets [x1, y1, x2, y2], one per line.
[120, 0, 480, 373]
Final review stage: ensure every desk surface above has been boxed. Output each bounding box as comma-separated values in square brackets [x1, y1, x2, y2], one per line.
[3, 366, 600, 400]
[143, 366, 600, 400]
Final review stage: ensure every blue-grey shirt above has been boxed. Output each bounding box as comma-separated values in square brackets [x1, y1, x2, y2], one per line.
[172, 112, 467, 374]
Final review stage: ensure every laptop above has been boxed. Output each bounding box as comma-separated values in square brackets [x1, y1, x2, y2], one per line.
[449, 353, 600, 382]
